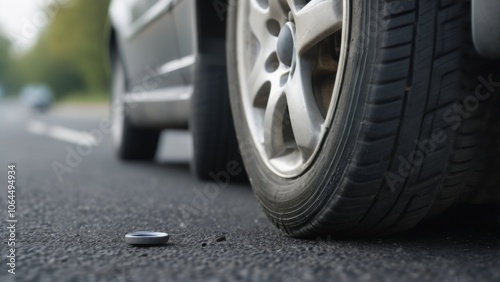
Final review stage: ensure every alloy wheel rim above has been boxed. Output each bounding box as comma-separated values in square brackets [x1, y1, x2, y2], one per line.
[236, 0, 349, 178]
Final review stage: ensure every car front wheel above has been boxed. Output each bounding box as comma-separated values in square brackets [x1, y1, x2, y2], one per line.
[227, 0, 467, 237]
[111, 54, 160, 160]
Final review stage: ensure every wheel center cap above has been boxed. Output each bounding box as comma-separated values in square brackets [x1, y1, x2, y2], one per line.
[277, 23, 295, 67]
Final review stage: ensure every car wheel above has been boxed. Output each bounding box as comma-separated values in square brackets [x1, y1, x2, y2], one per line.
[227, 0, 466, 237]
[111, 55, 160, 160]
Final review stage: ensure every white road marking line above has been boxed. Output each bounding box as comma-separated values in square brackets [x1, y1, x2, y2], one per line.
[26, 120, 97, 146]
[48, 126, 97, 146]
[26, 120, 47, 135]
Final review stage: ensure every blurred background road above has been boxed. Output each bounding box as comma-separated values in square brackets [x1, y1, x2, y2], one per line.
[0, 101, 499, 282]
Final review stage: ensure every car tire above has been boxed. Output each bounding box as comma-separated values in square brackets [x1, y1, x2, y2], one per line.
[227, 0, 466, 237]
[190, 52, 246, 180]
[428, 6, 500, 215]
[111, 55, 160, 160]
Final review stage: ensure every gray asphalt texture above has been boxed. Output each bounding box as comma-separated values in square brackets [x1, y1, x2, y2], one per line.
[0, 102, 499, 282]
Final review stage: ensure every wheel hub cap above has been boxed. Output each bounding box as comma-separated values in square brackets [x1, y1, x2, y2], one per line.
[276, 23, 295, 67]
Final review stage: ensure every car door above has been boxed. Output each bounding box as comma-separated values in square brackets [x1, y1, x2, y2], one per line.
[110, 0, 184, 92]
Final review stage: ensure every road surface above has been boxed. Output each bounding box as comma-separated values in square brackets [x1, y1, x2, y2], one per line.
[0, 101, 499, 282]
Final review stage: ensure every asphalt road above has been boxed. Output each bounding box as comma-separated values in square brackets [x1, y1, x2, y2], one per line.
[0, 101, 499, 282]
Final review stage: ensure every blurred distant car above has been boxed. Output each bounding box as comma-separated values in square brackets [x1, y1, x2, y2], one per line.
[20, 85, 54, 112]
[108, 0, 500, 238]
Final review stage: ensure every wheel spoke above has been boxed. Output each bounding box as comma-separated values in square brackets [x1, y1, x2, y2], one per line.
[249, 0, 271, 44]
[288, 0, 343, 54]
[263, 70, 288, 158]
[268, 0, 288, 21]
[249, 0, 287, 44]
[284, 58, 324, 160]
[247, 49, 274, 106]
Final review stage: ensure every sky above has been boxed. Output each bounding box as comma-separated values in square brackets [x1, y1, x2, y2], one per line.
[0, 0, 66, 53]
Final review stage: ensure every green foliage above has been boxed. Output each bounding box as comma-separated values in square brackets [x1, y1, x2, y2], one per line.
[0, 35, 10, 79]
[2, 0, 111, 99]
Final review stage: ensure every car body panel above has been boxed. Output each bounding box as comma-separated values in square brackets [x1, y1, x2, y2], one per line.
[125, 86, 191, 128]
[171, 0, 197, 85]
[109, 0, 192, 91]
[109, 0, 198, 128]
[472, 0, 500, 59]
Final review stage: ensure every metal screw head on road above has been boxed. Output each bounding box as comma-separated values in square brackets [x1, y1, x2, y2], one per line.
[125, 231, 169, 246]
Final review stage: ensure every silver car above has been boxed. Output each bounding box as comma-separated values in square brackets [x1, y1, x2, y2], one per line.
[19, 84, 54, 112]
[108, 0, 500, 237]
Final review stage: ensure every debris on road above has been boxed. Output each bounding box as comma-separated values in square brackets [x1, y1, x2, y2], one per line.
[201, 235, 227, 247]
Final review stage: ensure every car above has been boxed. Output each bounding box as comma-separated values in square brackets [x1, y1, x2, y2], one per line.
[107, 0, 500, 237]
[19, 84, 54, 112]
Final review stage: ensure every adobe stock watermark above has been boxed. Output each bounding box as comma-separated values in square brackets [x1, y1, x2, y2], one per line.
[384, 74, 500, 192]
[51, 64, 166, 182]
[213, 0, 231, 21]
[6, 164, 17, 275]
[175, 89, 295, 225]
[177, 160, 244, 225]
[6, 0, 73, 54]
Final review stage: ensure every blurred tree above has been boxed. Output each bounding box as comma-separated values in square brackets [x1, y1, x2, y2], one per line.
[0, 34, 11, 80]
[8, 0, 111, 99]
[42, 0, 111, 92]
